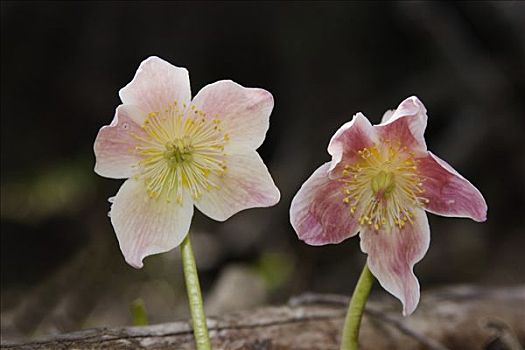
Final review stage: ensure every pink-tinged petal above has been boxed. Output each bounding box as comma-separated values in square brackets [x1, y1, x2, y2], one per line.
[327, 113, 377, 172]
[110, 179, 194, 268]
[94, 105, 147, 179]
[119, 56, 191, 118]
[195, 151, 280, 221]
[418, 151, 487, 222]
[191, 80, 274, 153]
[381, 109, 395, 123]
[377, 96, 428, 152]
[290, 162, 360, 245]
[360, 209, 430, 316]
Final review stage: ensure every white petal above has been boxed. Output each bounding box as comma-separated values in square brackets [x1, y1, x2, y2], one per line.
[381, 109, 395, 123]
[110, 179, 194, 268]
[191, 80, 274, 153]
[195, 151, 280, 221]
[93, 105, 146, 179]
[119, 56, 191, 119]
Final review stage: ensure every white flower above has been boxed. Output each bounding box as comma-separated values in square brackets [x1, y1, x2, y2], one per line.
[94, 57, 280, 268]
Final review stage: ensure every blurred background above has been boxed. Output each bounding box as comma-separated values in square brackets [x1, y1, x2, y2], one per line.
[1, 1, 524, 342]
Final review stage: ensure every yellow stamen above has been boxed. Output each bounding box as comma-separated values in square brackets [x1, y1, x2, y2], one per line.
[133, 101, 228, 203]
[341, 142, 428, 231]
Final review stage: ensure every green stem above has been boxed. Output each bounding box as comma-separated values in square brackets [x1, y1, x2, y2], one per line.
[340, 263, 375, 350]
[131, 298, 149, 326]
[180, 234, 212, 350]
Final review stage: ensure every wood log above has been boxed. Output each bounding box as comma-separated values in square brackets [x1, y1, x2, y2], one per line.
[2, 285, 524, 350]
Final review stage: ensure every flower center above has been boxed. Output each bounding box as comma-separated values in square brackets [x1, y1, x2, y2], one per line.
[370, 170, 395, 198]
[341, 142, 428, 231]
[133, 101, 228, 203]
[164, 137, 194, 165]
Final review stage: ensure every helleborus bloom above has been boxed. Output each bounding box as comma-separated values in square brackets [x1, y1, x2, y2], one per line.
[94, 56, 280, 268]
[290, 96, 487, 316]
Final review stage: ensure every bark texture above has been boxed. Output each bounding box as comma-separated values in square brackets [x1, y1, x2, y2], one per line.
[2, 286, 524, 350]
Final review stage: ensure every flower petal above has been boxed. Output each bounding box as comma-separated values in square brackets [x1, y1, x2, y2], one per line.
[119, 56, 191, 118]
[191, 80, 274, 153]
[94, 105, 146, 179]
[377, 96, 428, 152]
[418, 151, 487, 222]
[194, 151, 280, 221]
[110, 179, 194, 268]
[381, 109, 395, 123]
[327, 113, 377, 172]
[360, 209, 430, 316]
[290, 162, 360, 245]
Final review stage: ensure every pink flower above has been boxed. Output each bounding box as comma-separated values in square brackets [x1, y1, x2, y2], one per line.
[290, 96, 487, 316]
[94, 57, 280, 268]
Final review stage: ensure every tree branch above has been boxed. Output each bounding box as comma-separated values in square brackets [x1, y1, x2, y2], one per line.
[2, 285, 524, 350]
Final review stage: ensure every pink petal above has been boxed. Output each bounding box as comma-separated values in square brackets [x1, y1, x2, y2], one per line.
[290, 162, 360, 245]
[377, 96, 428, 152]
[191, 80, 274, 153]
[94, 105, 146, 179]
[194, 151, 280, 221]
[360, 209, 430, 316]
[110, 179, 194, 268]
[119, 56, 191, 118]
[327, 113, 377, 172]
[418, 151, 487, 222]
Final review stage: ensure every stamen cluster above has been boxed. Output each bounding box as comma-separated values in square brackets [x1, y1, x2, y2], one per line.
[341, 141, 429, 231]
[133, 101, 229, 203]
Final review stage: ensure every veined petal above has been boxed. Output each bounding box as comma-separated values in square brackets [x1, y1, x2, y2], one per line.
[119, 56, 191, 120]
[360, 209, 430, 316]
[194, 151, 280, 221]
[327, 113, 377, 172]
[191, 80, 274, 153]
[377, 96, 428, 152]
[290, 162, 360, 245]
[418, 152, 487, 222]
[110, 179, 194, 268]
[94, 105, 146, 179]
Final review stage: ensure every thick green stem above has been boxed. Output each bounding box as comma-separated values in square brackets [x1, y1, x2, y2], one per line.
[340, 263, 375, 350]
[180, 234, 212, 350]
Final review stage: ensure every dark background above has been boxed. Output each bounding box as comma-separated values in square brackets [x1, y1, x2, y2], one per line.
[2, 1, 524, 341]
